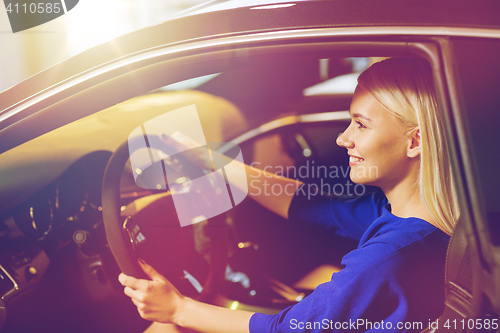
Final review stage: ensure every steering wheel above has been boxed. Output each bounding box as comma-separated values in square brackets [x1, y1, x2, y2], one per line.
[101, 136, 228, 302]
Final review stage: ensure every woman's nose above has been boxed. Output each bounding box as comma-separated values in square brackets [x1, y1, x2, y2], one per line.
[336, 127, 354, 148]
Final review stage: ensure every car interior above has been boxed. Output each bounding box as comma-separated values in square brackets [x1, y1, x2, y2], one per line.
[0, 40, 488, 332]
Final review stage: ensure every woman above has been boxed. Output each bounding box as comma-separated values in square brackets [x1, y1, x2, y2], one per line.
[119, 57, 459, 332]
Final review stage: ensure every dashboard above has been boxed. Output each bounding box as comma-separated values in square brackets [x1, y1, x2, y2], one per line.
[0, 151, 112, 308]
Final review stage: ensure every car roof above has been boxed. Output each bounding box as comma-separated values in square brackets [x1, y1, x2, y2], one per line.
[1, 0, 499, 113]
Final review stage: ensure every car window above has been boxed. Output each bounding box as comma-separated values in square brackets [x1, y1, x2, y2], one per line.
[0, 56, 362, 216]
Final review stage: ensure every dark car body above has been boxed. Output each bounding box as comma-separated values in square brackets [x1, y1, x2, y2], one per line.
[0, 0, 499, 332]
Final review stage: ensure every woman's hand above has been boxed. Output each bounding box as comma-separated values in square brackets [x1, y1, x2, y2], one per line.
[161, 131, 302, 220]
[160, 132, 214, 172]
[120, 259, 253, 333]
[119, 260, 184, 323]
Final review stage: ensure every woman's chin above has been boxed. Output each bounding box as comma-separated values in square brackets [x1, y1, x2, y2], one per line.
[349, 175, 377, 187]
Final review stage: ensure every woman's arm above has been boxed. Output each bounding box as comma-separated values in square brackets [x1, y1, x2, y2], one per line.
[163, 132, 302, 219]
[176, 298, 252, 333]
[119, 261, 253, 333]
[223, 155, 302, 219]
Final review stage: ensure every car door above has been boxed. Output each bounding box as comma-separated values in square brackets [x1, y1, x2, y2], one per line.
[439, 36, 500, 331]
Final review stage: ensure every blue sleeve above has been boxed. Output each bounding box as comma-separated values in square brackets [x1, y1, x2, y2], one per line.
[249, 220, 449, 333]
[249, 243, 407, 333]
[287, 185, 387, 241]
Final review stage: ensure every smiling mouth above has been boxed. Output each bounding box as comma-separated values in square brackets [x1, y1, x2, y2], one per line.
[349, 156, 364, 163]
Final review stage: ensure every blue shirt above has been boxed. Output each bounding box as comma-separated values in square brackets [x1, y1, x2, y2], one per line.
[249, 189, 450, 332]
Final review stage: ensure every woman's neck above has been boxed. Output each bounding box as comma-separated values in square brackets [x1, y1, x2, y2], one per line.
[382, 178, 434, 223]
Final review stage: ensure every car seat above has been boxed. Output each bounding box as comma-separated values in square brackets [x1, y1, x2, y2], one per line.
[420, 217, 472, 333]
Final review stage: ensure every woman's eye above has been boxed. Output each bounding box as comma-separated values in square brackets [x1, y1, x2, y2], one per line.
[356, 121, 366, 129]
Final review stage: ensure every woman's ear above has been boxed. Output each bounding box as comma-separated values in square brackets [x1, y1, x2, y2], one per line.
[407, 127, 421, 158]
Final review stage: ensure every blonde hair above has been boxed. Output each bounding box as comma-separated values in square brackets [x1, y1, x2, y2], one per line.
[357, 58, 459, 235]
